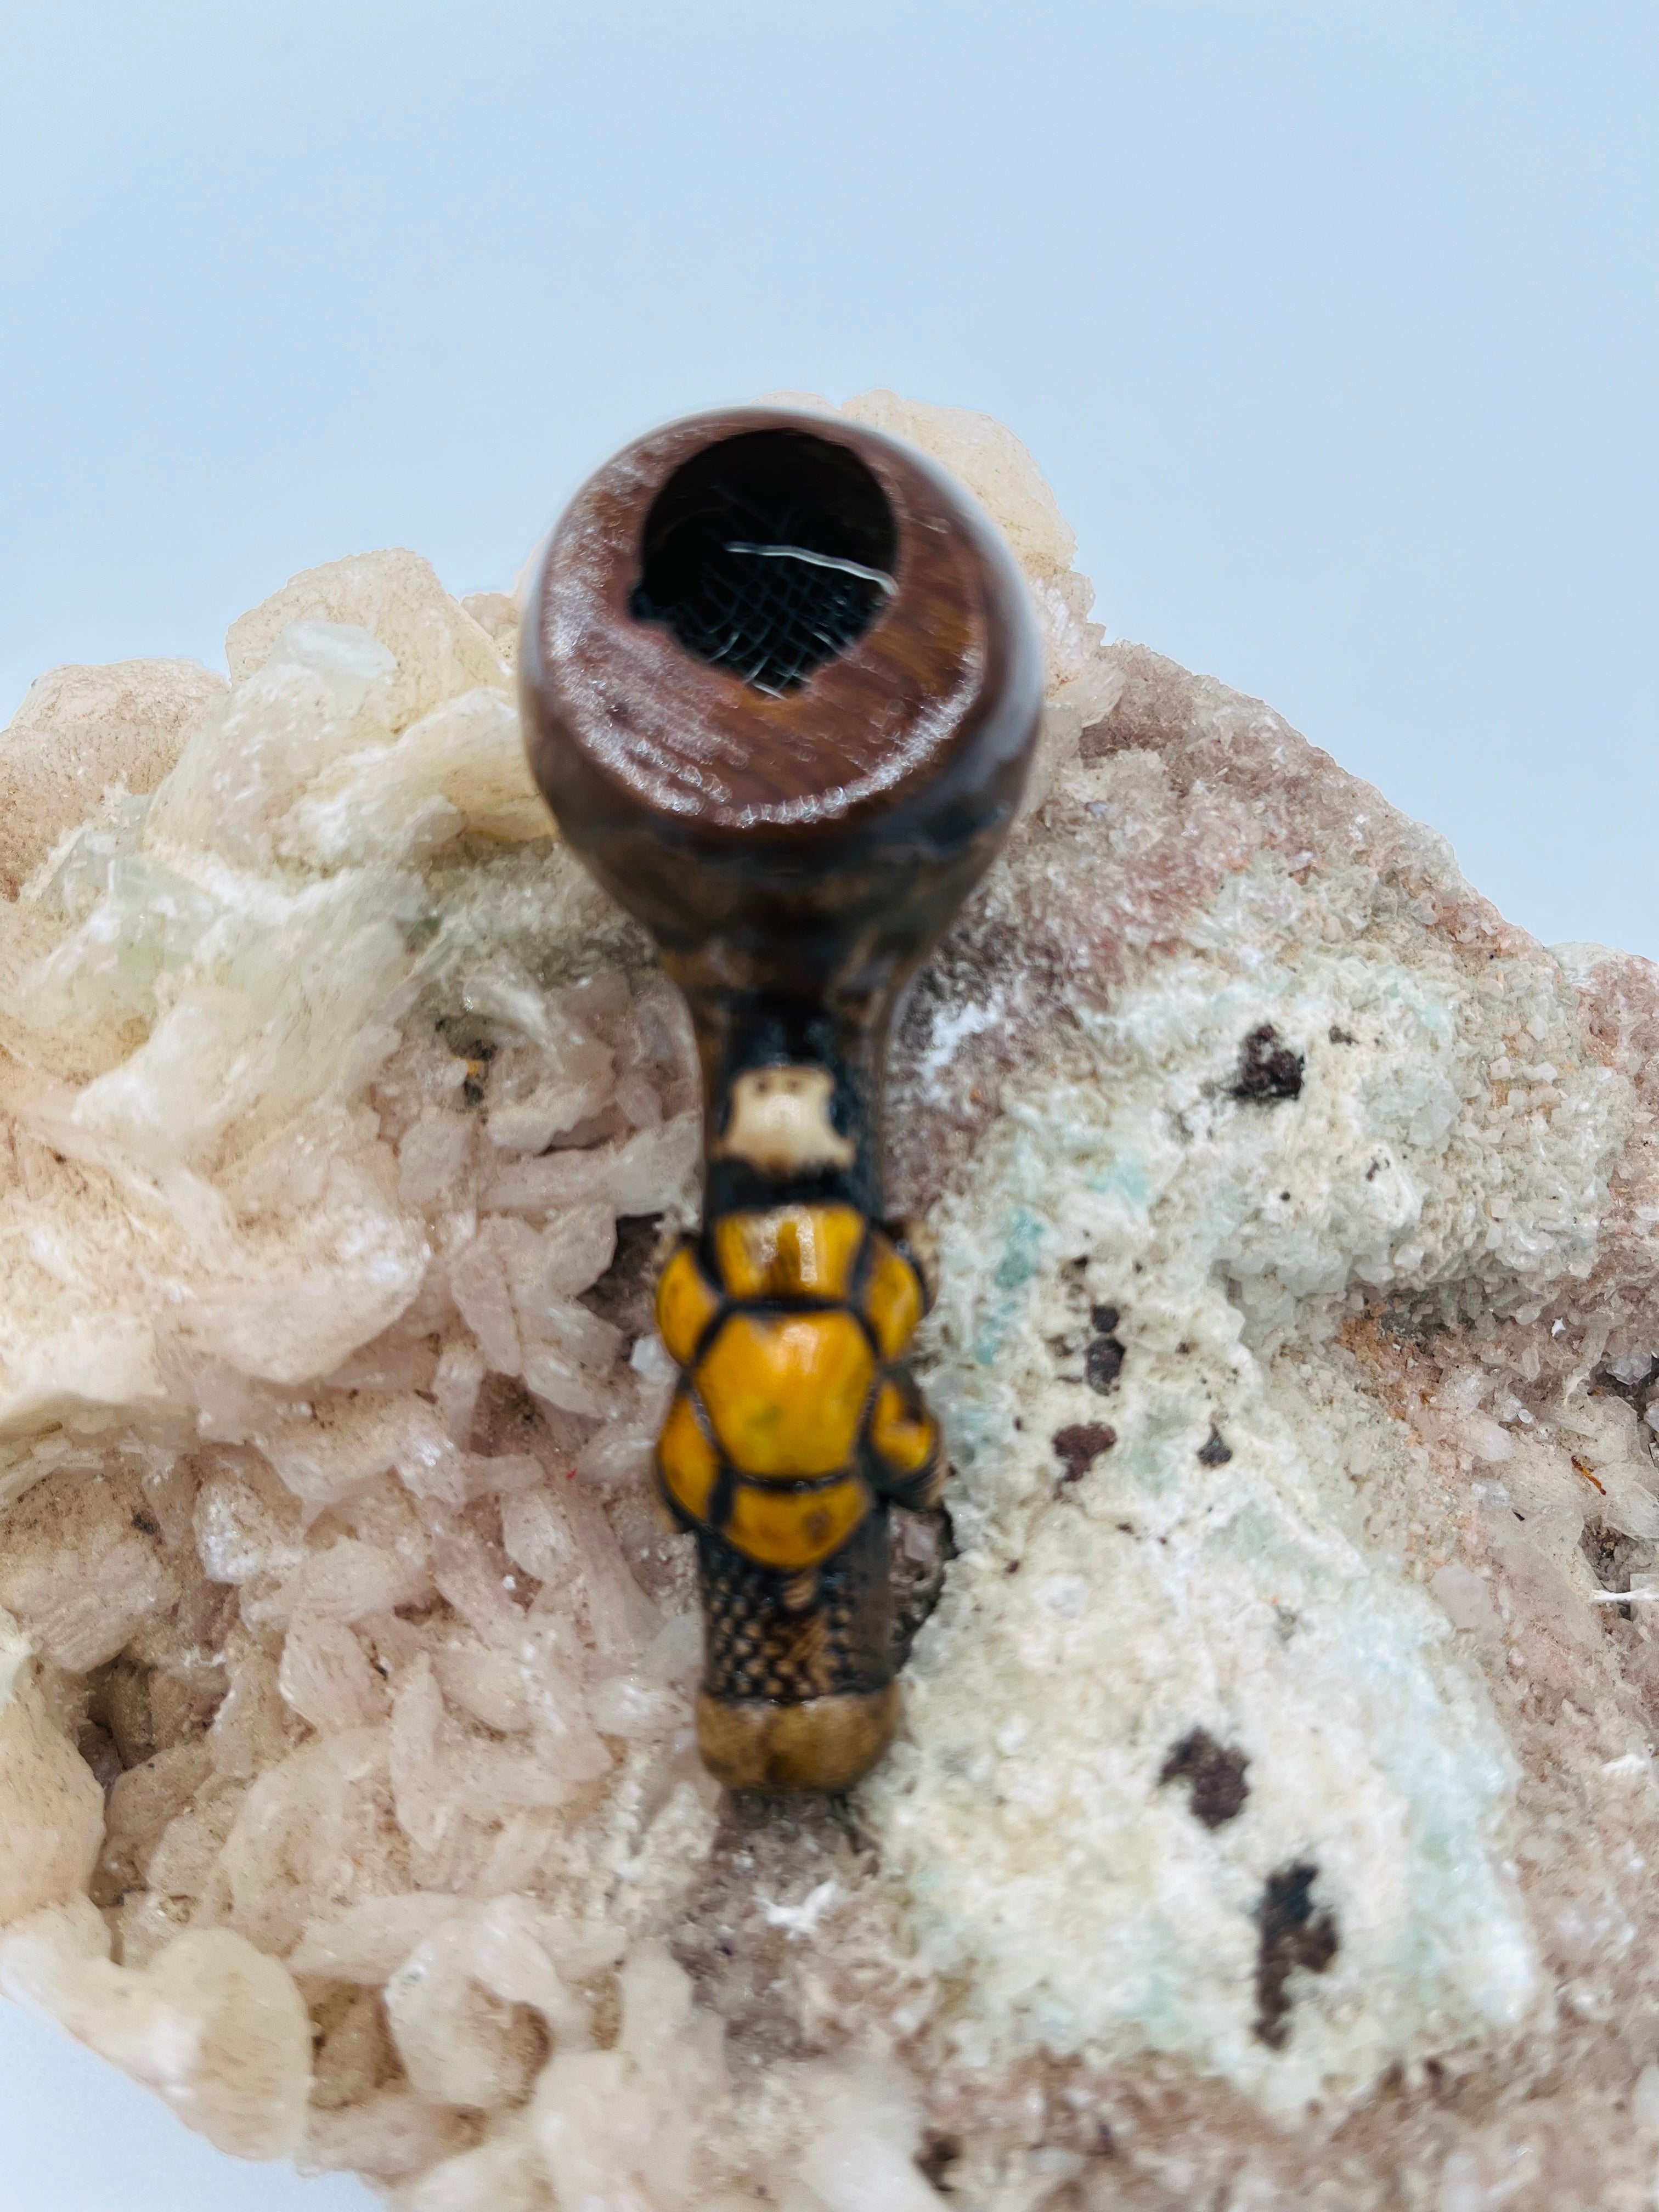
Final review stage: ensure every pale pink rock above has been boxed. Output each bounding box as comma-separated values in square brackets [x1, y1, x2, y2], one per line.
[278, 1613, 388, 1733]
[0, 1897, 311, 2159]
[0, 1466, 175, 1671]
[0, 1623, 104, 1921]
[1, 400, 1656, 2212]
[0, 657, 225, 896]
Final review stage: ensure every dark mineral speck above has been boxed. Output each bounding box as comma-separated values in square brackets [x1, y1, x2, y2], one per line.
[1233, 1024, 1304, 1103]
[1085, 1306, 1126, 1395]
[1159, 1727, 1250, 1828]
[1053, 1423, 1116, 1483]
[1253, 1860, 1338, 2047]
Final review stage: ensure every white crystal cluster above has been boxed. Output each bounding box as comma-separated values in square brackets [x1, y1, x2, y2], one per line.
[2, 396, 1657, 2210]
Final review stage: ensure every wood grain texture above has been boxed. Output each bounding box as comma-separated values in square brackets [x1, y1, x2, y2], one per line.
[520, 406, 1044, 1001]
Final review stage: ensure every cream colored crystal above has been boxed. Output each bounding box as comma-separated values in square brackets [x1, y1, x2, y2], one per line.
[224, 548, 508, 733]
[0, 1895, 311, 2158]
[0, 1615, 104, 1921]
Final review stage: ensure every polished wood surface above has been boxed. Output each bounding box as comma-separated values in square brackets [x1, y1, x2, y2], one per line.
[521, 406, 1043, 1000]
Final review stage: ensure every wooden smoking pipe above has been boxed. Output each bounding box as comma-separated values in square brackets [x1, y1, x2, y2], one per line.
[520, 406, 1043, 1791]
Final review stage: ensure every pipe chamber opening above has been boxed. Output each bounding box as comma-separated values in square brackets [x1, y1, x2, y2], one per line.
[629, 428, 898, 696]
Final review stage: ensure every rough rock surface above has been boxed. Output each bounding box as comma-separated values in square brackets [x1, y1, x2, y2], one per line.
[2, 394, 1657, 2210]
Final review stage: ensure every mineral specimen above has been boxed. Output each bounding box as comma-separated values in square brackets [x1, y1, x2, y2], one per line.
[1, 395, 1656, 2210]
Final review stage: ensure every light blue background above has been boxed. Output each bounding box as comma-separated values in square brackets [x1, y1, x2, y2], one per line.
[0, 4, 1651, 2207]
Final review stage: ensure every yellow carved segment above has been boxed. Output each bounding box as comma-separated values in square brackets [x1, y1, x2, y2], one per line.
[656, 1242, 723, 1368]
[658, 1389, 721, 1523]
[724, 1474, 869, 1570]
[713, 1203, 866, 1301]
[861, 1237, 924, 1360]
[695, 1310, 873, 1477]
[870, 1379, 937, 1478]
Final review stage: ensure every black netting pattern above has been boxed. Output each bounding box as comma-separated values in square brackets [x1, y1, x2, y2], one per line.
[635, 541, 890, 697]
[631, 429, 898, 696]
